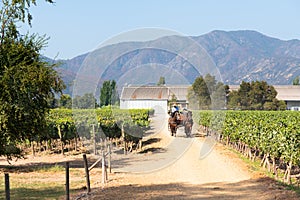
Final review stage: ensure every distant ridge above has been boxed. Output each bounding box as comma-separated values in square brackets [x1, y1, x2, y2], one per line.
[53, 30, 300, 95]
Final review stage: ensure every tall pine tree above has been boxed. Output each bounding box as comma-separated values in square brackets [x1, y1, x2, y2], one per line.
[100, 80, 119, 107]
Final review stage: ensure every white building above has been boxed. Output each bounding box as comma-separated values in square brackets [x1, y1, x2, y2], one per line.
[120, 85, 300, 112]
[120, 85, 189, 114]
[274, 85, 300, 110]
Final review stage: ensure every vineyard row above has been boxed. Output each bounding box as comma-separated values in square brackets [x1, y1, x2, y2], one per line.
[196, 110, 300, 184]
[27, 107, 152, 154]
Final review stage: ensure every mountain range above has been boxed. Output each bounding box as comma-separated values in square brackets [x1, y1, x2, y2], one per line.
[54, 30, 300, 95]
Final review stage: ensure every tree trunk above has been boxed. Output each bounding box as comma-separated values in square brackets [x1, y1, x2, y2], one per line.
[226, 136, 230, 146]
[60, 140, 65, 155]
[274, 166, 279, 180]
[49, 139, 53, 151]
[260, 154, 266, 166]
[272, 156, 276, 174]
[242, 143, 246, 154]
[248, 148, 252, 160]
[73, 137, 76, 152]
[121, 124, 126, 155]
[31, 141, 35, 157]
[286, 160, 292, 184]
[38, 141, 41, 153]
[138, 139, 142, 151]
[57, 125, 64, 155]
[251, 149, 257, 162]
[263, 153, 271, 172]
[283, 167, 288, 182]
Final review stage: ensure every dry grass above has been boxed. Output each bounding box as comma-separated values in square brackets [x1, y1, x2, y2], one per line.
[0, 154, 100, 200]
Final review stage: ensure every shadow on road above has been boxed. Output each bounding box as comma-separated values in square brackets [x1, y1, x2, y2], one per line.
[81, 177, 299, 200]
[139, 147, 166, 154]
[142, 138, 162, 146]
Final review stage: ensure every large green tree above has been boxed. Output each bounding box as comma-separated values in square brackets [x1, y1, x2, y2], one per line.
[73, 93, 97, 109]
[191, 75, 210, 109]
[292, 76, 299, 85]
[228, 81, 285, 110]
[100, 80, 119, 107]
[0, 0, 64, 159]
[237, 81, 251, 109]
[248, 81, 277, 110]
[227, 90, 240, 110]
[188, 74, 226, 110]
[59, 94, 72, 108]
[157, 76, 166, 86]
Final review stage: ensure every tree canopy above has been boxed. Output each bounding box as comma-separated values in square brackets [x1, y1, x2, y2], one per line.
[227, 81, 286, 110]
[0, 0, 64, 159]
[59, 94, 72, 108]
[100, 80, 119, 107]
[292, 76, 299, 85]
[72, 93, 97, 109]
[157, 76, 166, 86]
[188, 74, 226, 110]
[188, 75, 285, 111]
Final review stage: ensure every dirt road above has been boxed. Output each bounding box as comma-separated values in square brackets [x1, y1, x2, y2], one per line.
[82, 114, 299, 200]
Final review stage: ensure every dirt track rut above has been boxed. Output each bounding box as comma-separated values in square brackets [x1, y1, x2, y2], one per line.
[82, 114, 299, 200]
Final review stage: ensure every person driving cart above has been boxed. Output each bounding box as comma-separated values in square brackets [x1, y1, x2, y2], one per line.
[171, 104, 179, 117]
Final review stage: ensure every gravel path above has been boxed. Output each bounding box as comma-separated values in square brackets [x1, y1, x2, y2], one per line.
[84, 114, 299, 199]
[111, 113, 250, 182]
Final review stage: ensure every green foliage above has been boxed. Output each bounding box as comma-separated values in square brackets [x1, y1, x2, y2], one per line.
[228, 81, 285, 110]
[0, 0, 63, 159]
[100, 80, 119, 107]
[0, 36, 64, 159]
[293, 76, 299, 85]
[191, 75, 210, 109]
[0, 0, 54, 28]
[237, 81, 251, 109]
[59, 94, 72, 108]
[188, 74, 226, 110]
[197, 110, 300, 167]
[227, 90, 240, 109]
[47, 96, 59, 109]
[45, 108, 151, 148]
[157, 76, 166, 86]
[72, 93, 97, 109]
[47, 109, 76, 143]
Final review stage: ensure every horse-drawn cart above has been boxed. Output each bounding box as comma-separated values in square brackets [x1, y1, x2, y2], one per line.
[168, 110, 193, 137]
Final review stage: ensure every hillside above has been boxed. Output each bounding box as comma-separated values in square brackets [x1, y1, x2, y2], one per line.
[195, 30, 300, 84]
[53, 30, 300, 95]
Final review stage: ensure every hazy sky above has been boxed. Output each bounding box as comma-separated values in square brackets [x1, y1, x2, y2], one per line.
[20, 0, 300, 59]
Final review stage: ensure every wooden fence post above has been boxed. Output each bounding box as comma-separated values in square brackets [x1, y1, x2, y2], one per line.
[100, 138, 103, 151]
[108, 143, 111, 173]
[82, 154, 91, 193]
[31, 141, 35, 157]
[91, 124, 97, 155]
[139, 139, 142, 151]
[5, 173, 10, 200]
[65, 162, 70, 200]
[101, 151, 106, 184]
[121, 124, 126, 155]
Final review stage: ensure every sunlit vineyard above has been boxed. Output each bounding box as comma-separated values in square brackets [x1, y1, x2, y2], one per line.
[196, 110, 300, 184]
[26, 107, 152, 154]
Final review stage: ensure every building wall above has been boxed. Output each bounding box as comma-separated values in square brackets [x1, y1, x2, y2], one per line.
[120, 100, 168, 114]
[286, 101, 300, 110]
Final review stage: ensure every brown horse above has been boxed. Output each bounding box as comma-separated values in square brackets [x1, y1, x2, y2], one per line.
[182, 110, 193, 137]
[168, 111, 181, 136]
